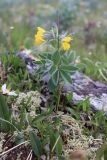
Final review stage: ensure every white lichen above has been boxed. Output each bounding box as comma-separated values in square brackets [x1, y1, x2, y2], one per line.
[61, 115, 102, 159]
[0, 133, 6, 153]
[12, 91, 41, 121]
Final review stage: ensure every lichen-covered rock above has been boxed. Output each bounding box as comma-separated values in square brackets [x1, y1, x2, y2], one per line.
[64, 72, 107, 113]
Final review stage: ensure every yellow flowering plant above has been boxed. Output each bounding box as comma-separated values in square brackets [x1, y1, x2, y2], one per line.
[35, 26, 78, 111]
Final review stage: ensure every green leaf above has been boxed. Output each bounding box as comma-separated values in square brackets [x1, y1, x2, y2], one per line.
[50, 131, 63, 156]
[32, 109, 52, 126]
[48, 69, 60, 91]
[66, 93, 73, 102]
[0, 95, 11, 131]
[104, 148, 107, 160]
[52, 51, 60, 65]
[52, 70, 59, 86]
[66, 108, 80, 119]
[24, 70, 29, 80]
[96, 144, 107, 160]
[61, 65, 77, 73]
[82, 98, 90, 113]
[49, 64, 57, 75]
[15, 132, 25, 145]
[60, 70, 72, 83]
[29, 131, 43, 158]
[54, 134, 63, 156]
[48, 77, 57, 91]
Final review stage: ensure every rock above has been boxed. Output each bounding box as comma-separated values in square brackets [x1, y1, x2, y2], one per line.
[69, 150, 87, 160]
[17, 50, 107, 113]
[64, 72, 107, 113]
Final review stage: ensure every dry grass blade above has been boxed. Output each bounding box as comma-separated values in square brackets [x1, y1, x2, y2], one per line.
[0, 141, 29, 157]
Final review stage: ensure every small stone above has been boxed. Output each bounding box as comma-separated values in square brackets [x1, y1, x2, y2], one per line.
[69, 150, 87, 160]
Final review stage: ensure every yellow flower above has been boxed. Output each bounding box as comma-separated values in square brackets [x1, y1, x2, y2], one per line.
[35, 27, 46, 46]
[62, 42, 71, 50]
[37, 27, 45, 35]
[62, 36, 73, 51]
[35, 34, 45, 45]
[63, 36, 73, 43]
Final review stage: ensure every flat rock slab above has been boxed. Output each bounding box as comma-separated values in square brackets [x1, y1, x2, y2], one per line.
[64, 72, 107, 113]
[18, 50, 107, 113]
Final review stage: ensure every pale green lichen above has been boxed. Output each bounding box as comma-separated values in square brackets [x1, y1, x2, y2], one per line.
[61, 115, 102, 160]
[12, 91, 41, 121]
[0, 133, 6, 153]
[16, 152, 22, 160]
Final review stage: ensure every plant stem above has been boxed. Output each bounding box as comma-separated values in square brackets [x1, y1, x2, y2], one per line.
[56, 84, 61, 112]
[55, 22, 61, 112]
